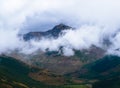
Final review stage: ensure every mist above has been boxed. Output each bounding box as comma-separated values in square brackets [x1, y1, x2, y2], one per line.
[1, 0, 120, 56]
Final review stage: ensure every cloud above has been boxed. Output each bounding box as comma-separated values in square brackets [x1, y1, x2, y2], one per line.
[1, 0, 120, 56]
[0, 29, 21, 53]
[22, 25, 104, 56]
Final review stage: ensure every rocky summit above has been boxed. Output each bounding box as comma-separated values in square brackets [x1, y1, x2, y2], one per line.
[23, 24, 72, 41]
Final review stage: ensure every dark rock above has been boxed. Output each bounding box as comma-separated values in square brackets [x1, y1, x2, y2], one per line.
[23, 24, 72, 41]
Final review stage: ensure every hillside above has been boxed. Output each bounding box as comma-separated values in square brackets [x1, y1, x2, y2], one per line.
[7, 45, 105, 75]
[0, 56, 92, 88]
[0, 56, 60, 88]
[66, 55, 120, 88]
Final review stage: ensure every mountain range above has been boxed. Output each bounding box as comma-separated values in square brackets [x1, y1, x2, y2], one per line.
[0, 24, 120, 88]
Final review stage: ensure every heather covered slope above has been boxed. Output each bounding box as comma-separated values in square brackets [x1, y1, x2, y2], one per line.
[93, 77, 120, 88]
[8, 45, 105, 75]
[0, 56, 61, 88]
[78, 55, 120, 80]
[1, 55, 120, 88]
[0, 56, 92, 88]
[66, 55, 120, 88]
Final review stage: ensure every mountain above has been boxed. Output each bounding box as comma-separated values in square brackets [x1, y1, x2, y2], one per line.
[6, 24, 103, 75]
[2, 24, 120, 88]
[23, 23, 72, 41]
[7, 45, 105, 75]
[66, 55, 120, 88]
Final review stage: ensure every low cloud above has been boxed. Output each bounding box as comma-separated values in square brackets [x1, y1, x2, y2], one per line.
[0, 0, 120, 56]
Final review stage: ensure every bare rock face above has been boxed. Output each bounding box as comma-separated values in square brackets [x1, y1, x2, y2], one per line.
[23, 24, 72, 41]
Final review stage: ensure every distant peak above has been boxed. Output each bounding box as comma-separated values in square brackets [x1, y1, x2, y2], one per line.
[57, 23, 68, 27]
[53, 23, 72, 30]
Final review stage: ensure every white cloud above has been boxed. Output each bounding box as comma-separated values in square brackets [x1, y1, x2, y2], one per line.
[0, 0, 120, 56]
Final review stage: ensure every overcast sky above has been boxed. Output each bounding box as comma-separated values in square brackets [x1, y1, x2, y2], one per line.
[1, 0, 120, 33]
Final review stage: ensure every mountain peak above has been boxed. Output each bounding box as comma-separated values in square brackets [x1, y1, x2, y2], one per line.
[23, 24, 73, 40]
[52, 23, 72, 30]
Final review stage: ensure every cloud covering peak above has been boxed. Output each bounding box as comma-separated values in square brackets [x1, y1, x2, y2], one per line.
[1, 0, 120, 56]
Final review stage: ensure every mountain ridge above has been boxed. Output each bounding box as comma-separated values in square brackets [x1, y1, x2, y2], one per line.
[23, 23, 73, 41]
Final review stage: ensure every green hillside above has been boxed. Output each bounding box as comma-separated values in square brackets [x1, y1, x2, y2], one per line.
[1, 54, 120, 88]
[66, 55, 120, 88]
[93, 77, 120, 88]
[79, 55, 120, 80]
[0, 56, 91, 88]
[0, 56, 58, 88]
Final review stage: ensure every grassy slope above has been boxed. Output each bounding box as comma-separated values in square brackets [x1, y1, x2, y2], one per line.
[0, 56, 90, 88]
[10, 46, 104, 75]
[66, 55, 120, 88]
[79, 55, 120, 80]
[93, 77, 120, 88]
[92, 56, 120, 88]
[0, 56, 58, 88]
